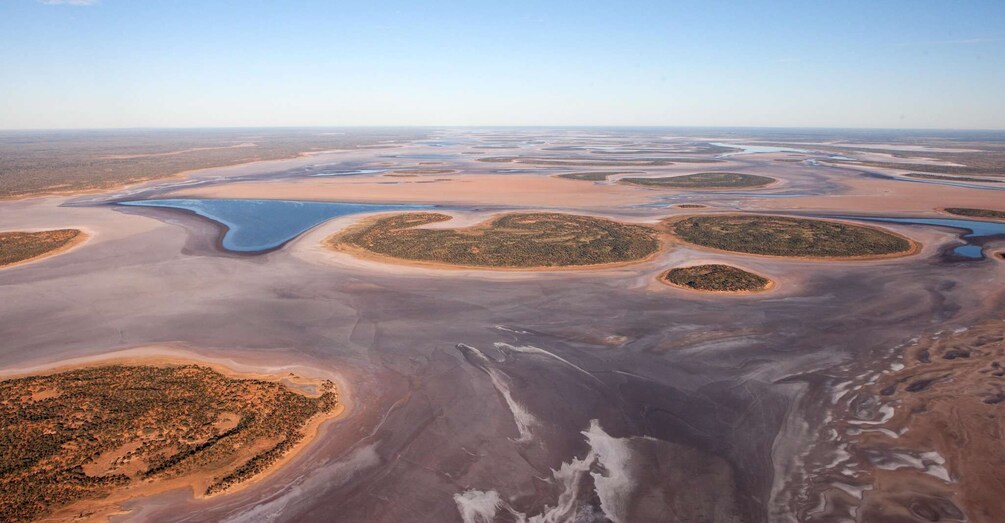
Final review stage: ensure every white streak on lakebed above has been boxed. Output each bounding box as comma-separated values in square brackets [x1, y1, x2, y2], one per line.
[457, 344, 540, 443]
[454, 420, 642, 523]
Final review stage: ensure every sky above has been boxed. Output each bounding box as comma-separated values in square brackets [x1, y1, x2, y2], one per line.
[1, 0, 1003, 130]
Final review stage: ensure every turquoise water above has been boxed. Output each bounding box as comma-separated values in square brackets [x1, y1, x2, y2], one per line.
[120, 199, 430, 253]
[838, 216, 1005, 259]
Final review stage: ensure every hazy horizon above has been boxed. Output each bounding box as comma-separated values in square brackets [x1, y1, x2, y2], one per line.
[2, 0, 1004, 130]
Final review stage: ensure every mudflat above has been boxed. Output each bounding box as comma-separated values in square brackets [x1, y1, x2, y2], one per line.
[3, 129, 1005, 522]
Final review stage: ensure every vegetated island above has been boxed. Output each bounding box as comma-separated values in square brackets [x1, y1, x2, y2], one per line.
[556, 171, 643, 181]
[674, 204, 708, 209]
[476, 156, 720, 167]
[943, 207, 1005, 220]
[619, 172, 775, 189]
[906, 173, 1003, 183]
[0, 363, 340, 522]
[0, 229, 86, 268]
[386, 169, 457, 175]
[661, 264, 773, 293]
[666, 214, 916, 258]
[329, 212, 660, 269]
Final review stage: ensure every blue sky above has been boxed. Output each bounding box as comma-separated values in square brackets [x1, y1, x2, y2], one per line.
[1, 0, 1003, 129]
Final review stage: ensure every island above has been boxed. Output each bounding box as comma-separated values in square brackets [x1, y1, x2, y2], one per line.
[665, 214, 916, 258]
[943, 207, 1005, 220]
[619, 172, 775, 189]
[0, 362, 340, 522]
[1, 229, 86, 268]
[329, 212, 660, 269]
[661, 264, 773, 293]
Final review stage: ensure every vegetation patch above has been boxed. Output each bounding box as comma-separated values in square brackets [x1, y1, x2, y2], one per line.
[0, 364, 338, 521]
[331, 212, 660, 268]
[477, 156, 720, 167]
[387, 169, 456, 175]
[906, 173, 1002, 183]
[556, 171, 642, 181]
[620, 172, 775, 188]
[666, 214, 914, 258]
[1, 229, 83, 267]
[0, 129, 428, 199]
[943, 208, 1005, 220]
[675, 204, 708, 209]
[662, 264, 772, 292]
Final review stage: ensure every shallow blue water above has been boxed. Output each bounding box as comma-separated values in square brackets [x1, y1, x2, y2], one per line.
[838, 216, 1005, 259]
[120, 199, 430, 253]
[711, 142, 810, 157]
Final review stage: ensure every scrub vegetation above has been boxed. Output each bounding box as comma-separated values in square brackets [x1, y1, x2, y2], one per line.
[943, 208, 1005, 220]
[0, 229, 82, 267]
[556, 171, 641, 181]
[662, 264, 771, 292]
[666, 214, 914, 258]
[619, 172, 775, 188]
[0, 128, 427, 199]
[477, 156, 721, 167]
[332, 212, 660, 268]
[906, 173, 1002, 183]
[0, 364, 338, 522]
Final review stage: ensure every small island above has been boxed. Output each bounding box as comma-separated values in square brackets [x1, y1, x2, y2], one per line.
[329, 212, 660, 269]
[666, 214, 916, 258]
[0, 363, 340, 522]
[1, 229, 86, 268]
[619, 172, 775, 189]
[556, 171, 641, 181]
[661, 264, 773, 293]
[906, 173, 1002, 183]
[943, 207, 1005, 220]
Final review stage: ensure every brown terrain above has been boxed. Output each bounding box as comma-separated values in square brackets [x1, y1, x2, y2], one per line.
[0, 229, 87, 268]
[0, 360, 340, 522]
[810, 322, 1005, 522]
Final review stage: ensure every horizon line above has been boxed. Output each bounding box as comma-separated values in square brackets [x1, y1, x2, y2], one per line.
[3, 124, 1005, 133]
